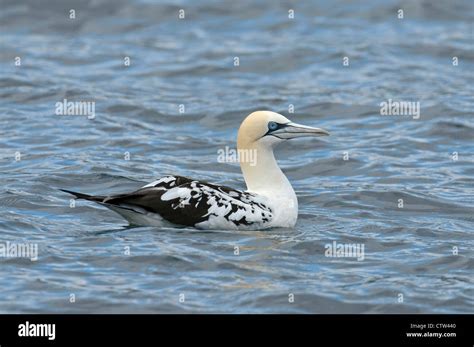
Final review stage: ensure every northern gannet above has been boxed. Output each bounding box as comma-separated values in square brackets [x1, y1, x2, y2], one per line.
[61, 111, 329, 230]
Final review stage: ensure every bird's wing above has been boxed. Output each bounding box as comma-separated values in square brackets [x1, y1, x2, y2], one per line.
[102, 175, 274, 229]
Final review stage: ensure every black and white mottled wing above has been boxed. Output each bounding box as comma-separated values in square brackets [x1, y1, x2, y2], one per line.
[100, 175, 274, 229]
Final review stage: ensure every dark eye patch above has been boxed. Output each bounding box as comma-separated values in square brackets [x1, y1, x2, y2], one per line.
[268, 121, 279, 131]
[262, 121, 290, 138]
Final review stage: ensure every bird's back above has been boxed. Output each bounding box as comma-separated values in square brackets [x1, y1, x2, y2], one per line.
[80, 175, 274, 230]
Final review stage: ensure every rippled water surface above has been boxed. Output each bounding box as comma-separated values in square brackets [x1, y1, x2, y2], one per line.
[0, 0, 473, 313]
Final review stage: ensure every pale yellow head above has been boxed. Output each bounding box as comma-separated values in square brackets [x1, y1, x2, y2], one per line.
[237, 110, 329, 150]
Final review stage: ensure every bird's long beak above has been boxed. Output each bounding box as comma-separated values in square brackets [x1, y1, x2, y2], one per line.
[271, 122, 330, 139]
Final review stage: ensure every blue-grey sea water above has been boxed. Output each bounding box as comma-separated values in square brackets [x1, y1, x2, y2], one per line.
[0, 0, 473, 313]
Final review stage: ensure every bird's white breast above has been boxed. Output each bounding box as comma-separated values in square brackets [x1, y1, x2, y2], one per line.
[256, 190, 298, 228]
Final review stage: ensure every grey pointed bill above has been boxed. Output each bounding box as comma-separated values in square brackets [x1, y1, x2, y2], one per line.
[272, 122, 330, 139]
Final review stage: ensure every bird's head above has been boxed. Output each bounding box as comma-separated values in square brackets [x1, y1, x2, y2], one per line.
[237, 110, 329, 149]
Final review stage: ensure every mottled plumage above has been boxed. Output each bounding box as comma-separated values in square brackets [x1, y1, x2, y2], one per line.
[62, 175, 273, 229]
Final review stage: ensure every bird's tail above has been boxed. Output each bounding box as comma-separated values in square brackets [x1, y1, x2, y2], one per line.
[60, 189, 104, 202]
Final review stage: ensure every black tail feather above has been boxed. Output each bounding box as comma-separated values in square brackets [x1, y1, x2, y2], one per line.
[60, 189, 101, 201]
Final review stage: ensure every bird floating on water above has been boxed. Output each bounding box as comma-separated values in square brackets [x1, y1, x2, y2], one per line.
[61, 111, 329, 230]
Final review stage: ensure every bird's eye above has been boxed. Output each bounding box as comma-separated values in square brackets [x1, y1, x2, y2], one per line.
[268, 121, 278, 131]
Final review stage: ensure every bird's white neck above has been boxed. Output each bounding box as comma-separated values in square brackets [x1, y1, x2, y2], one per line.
[238, 141, 298, 227]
